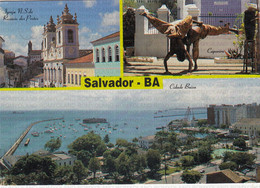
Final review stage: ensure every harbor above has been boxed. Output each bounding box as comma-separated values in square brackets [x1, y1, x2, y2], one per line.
[0, 117, 63, 170]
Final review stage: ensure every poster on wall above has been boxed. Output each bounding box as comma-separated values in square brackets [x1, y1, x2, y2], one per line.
[0, 0, 260, 187]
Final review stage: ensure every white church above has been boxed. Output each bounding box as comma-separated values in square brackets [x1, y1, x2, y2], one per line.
[42, 4, 80, 87]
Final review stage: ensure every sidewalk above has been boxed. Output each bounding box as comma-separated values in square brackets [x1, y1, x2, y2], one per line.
[124, 57, 245, 76]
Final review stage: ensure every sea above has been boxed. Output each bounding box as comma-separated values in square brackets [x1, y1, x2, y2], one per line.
[0, 109, 207, 157]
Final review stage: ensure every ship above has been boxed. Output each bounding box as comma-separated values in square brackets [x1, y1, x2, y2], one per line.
[24, 138, 30, 146]
[31, 132, 39, 137]
[83, 118, 107, 124]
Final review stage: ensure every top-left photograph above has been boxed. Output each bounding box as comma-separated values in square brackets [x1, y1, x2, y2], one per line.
[0, 0, 120, 88]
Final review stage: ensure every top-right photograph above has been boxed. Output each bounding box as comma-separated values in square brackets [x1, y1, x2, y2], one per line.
[123, 0, 260, 76]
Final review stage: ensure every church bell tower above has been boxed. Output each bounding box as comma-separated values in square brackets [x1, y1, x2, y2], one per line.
[56, 4, 79, 59]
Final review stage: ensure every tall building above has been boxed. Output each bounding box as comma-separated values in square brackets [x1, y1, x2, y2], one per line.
[42, 4, 79, 87]
[28, 41, 42, 64]
[207, 103, 260, 127]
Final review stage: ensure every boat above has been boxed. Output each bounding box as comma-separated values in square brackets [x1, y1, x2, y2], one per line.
[31, 132, 39, 137]
[70, 124, 74, 126]
[136, 126, 139, 130]
[156, 126, 163, 130]
[24, 138, 30, 146]
[75, 118, 80, 121]
[113, 127, 117, 130]
[84, 128, 89, 131]
[45, 129, 53, 133]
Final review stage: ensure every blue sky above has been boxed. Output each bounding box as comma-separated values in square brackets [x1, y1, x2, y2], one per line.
[0, 0, 119, 56]
[1, 78, 260, 111]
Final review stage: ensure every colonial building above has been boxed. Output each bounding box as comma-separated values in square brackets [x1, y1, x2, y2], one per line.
[65, 53, 95, 87]
[0, 36, 5, 87]
[29, 73, 44, 88]
[13, 56, 28, 73]
[42, 4, 79, 87]
[28, 41, 41, 64]
[91, 32, 120, 77]
[138, 135, 155, 149]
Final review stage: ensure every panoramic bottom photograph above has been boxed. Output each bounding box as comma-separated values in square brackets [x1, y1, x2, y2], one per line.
[1, 78, 260, 185]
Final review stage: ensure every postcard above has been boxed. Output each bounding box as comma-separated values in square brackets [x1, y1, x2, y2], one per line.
[0, 0, 260, 187]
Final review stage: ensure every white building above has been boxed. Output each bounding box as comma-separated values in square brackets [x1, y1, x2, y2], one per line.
[49, 152, 77, 166]
[29, 73, 44, 88]
[42, 4, 79, 87]
[138, 135, 155, 149]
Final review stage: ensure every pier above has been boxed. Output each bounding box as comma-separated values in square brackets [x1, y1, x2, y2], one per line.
[0, 117, 63, 170]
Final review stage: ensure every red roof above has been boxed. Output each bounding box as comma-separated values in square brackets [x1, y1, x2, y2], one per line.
[67, 53, 93, 64]
[91, 31, 120, 43]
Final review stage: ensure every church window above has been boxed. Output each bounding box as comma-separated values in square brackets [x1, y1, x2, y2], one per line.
[75, 74, 78, 85]
[96, 49, 100, 62]
[68, 29, 74, 43]
[115, 45, 119, 61]
[68, 74, 70, 84]
[48, 69, 50, 81]
[71, 74, 74, 84]
[102, 48, 105, 62]
[108, 46, 112, 62]
[58, 31, 61, 44]
[54, 69, 56, 81]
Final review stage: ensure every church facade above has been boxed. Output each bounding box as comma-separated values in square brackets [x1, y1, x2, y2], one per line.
[42, 4, 79, 87]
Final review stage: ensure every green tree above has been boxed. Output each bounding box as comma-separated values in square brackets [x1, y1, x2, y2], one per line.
[116, 152, 132, 180]
[129, 154, 147, 174]
[233, 137, 247, 150]
[44, 137, 61, 152]
[73, 160, 87, 183]
[132, 137, 138, 143]
[88, 157, 101, 179]
[54, 165, 74, 185]
[123, 0, 138, 12]
[103, 154, 117, 175]
[219, 161, 238, 171]
[180, 155, 195, 168]
[103, 134, 110, 144]
[107, 142, 114, 148]
[69, 132, 105, 154]
[10, 154, 56, 185]
[181, 170, 202, 184]
[116, 138, 130, 148]
[198, 119, 208, 127]
[75, 150, 92, 167]
[146, 149, 161, 174]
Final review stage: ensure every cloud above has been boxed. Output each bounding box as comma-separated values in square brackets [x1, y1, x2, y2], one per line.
[113, 0, 119, 6]
[30, 25, 43, 50]
[1, 79, 260, 111]
[2, 35, 27, 56]
[57, 1, 63, 6]
[79, 26, 102, 49]
[0, 7, 5, 18]
[83, 0, 97, 8]
[99, 11, 119, 27]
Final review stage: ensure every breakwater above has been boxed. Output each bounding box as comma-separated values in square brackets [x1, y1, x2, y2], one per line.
[0, 117, 63, 170]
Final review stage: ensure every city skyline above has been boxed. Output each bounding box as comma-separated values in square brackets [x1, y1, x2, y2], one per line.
[0, 0, 119, 56]
[1, 78, 260, 111]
